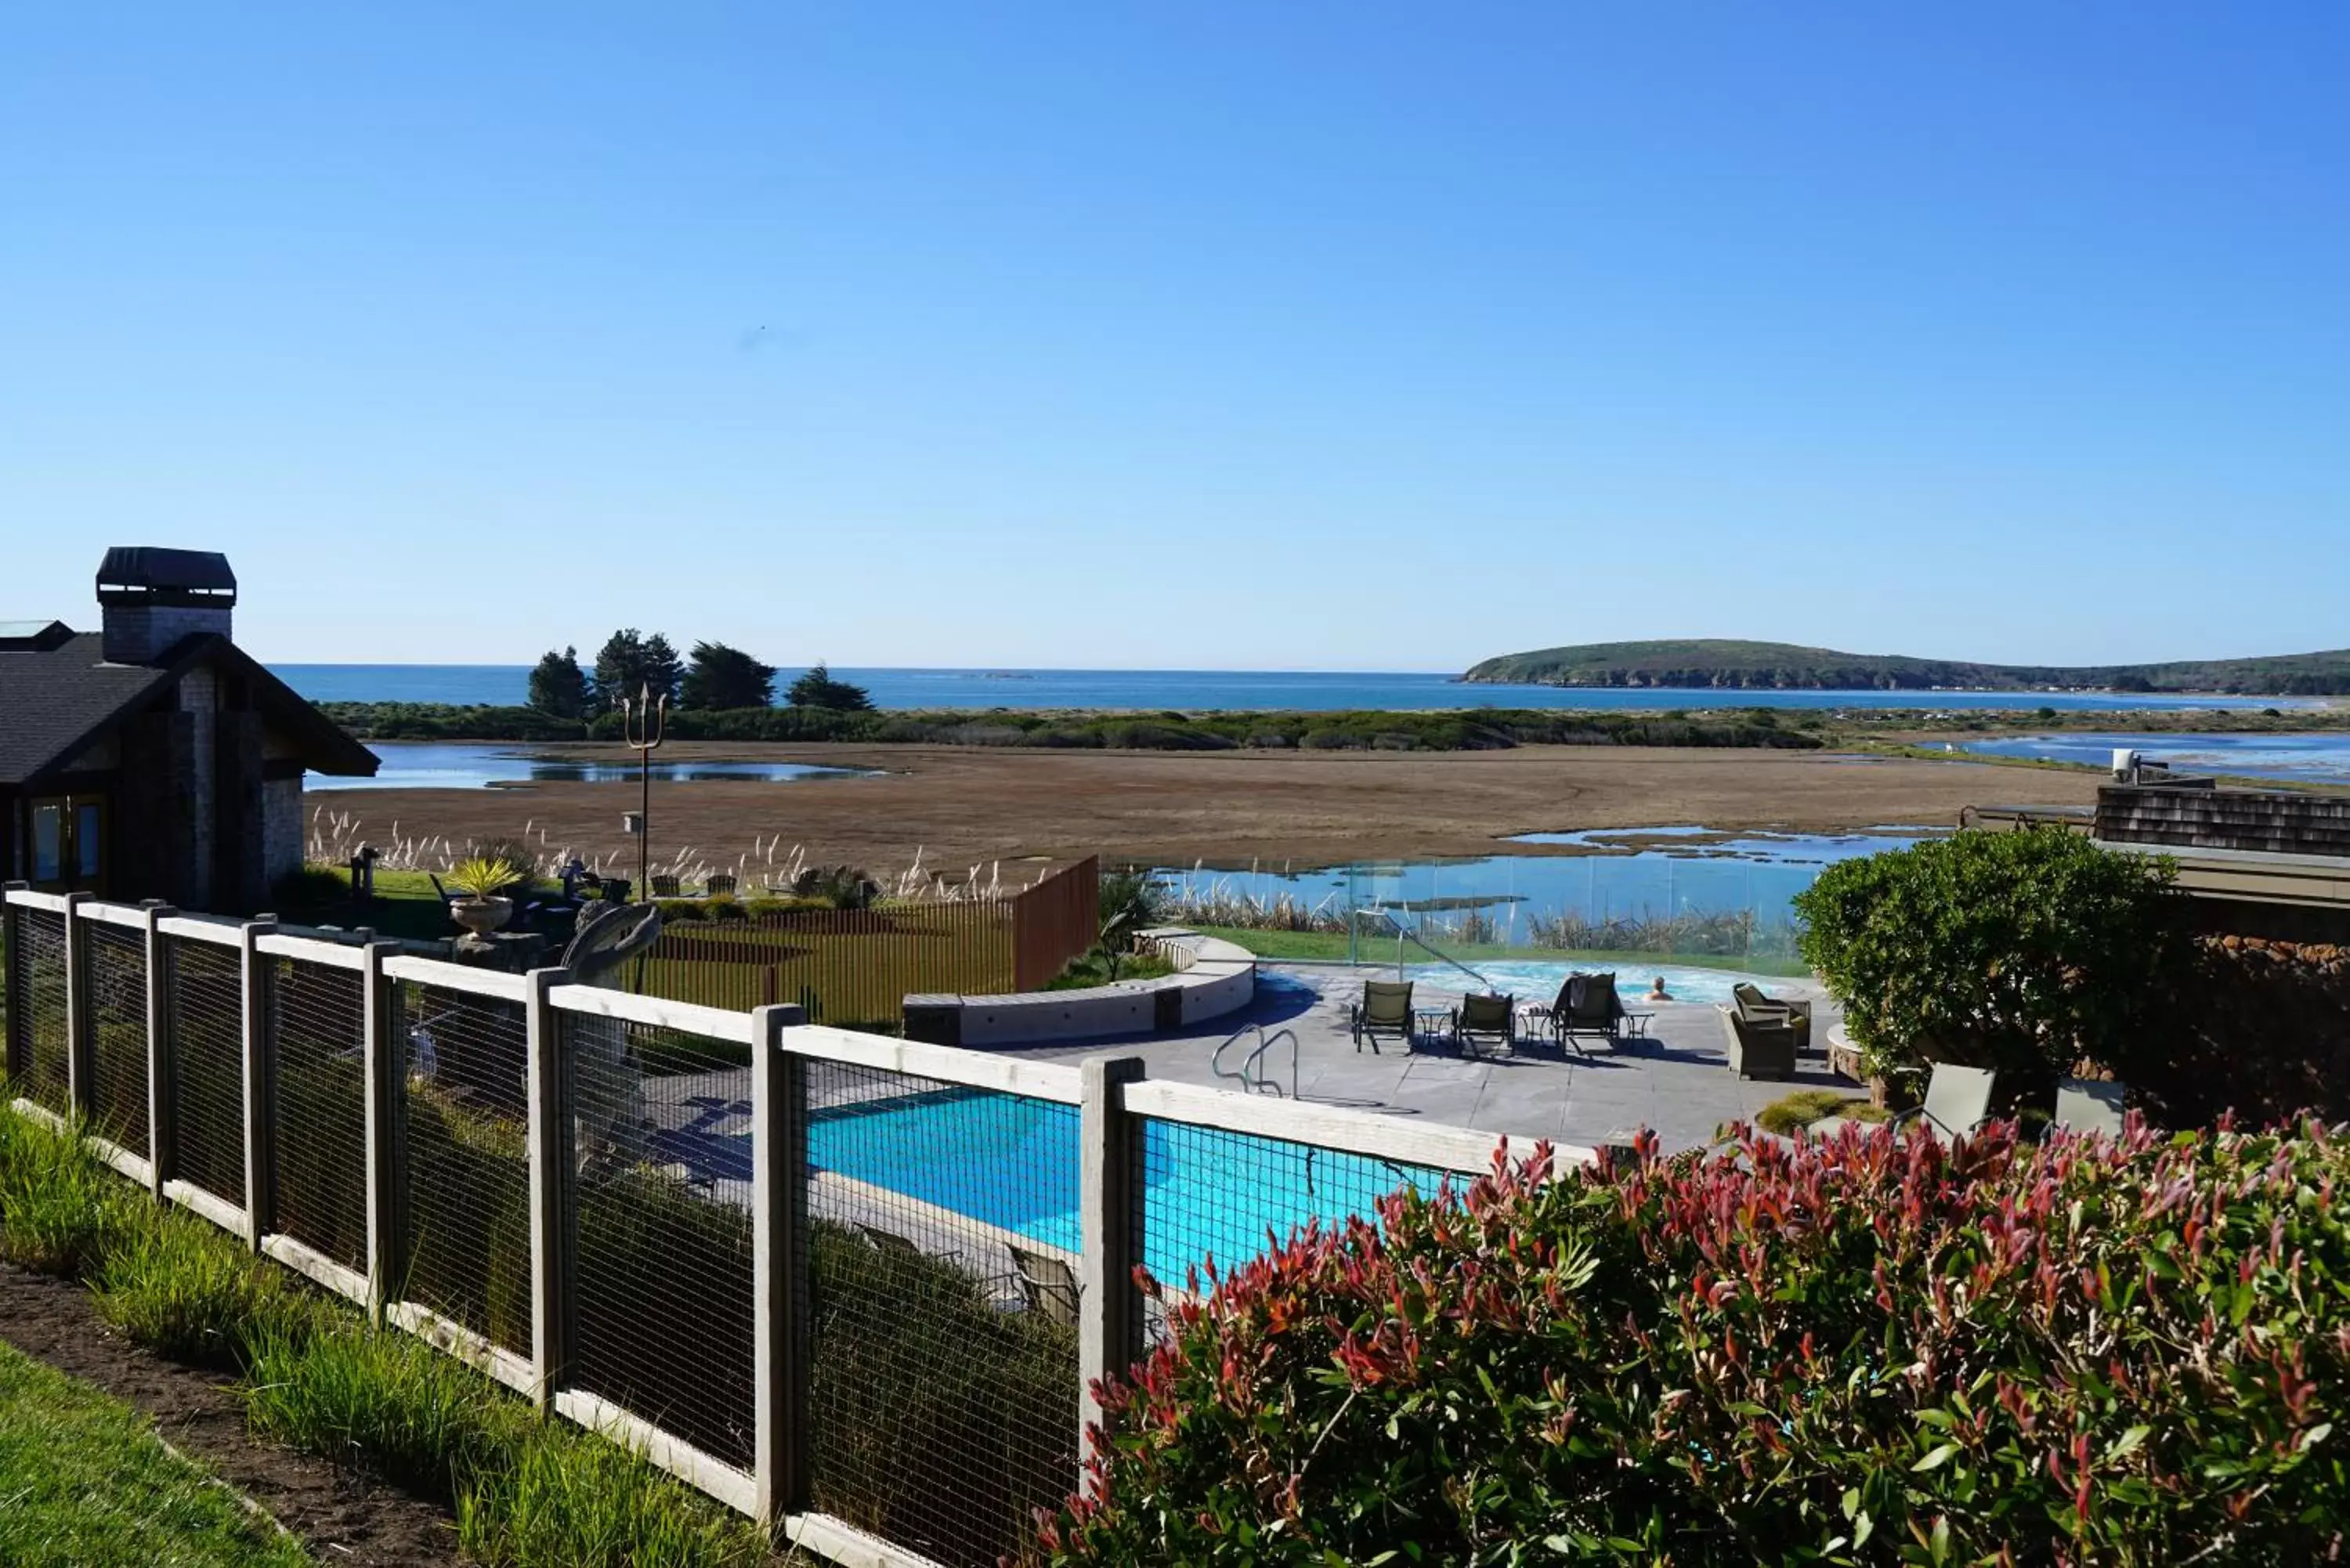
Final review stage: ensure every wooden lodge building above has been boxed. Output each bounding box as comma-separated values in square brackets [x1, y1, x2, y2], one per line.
[0, 547, 377, 911]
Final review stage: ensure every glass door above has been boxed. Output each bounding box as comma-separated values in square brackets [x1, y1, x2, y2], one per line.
[25, 795, 106, 894]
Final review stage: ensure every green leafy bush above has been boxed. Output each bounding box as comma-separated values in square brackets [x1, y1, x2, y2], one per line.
[1793, 830, 2186, 1090]
[1040, 1122, 2349, 1566]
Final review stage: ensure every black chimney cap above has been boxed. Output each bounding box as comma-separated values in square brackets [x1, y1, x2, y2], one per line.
[95, 547, 237, 603]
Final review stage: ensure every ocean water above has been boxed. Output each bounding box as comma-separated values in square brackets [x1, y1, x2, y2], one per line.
[272, 663, 2300, 714]
[1960, 731, 2350, 786]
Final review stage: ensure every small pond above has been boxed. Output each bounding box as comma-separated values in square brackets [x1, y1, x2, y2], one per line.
[311, 741, 873, 792]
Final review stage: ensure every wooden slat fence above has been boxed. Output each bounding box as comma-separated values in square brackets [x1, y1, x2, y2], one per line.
[638, 857, 1100, 1027]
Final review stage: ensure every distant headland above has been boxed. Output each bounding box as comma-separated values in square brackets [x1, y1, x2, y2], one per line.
[1462, 639, 2350, 696]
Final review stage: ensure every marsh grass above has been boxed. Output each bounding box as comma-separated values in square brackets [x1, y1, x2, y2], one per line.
[91, 1210, 323, 1368]
[0, 1108, 140, 1277]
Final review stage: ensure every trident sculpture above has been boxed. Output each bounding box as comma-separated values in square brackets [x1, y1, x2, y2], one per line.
[618, 681, 667, 898]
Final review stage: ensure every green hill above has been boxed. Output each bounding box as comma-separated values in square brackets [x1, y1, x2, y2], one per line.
[1461, 639, 2350, 696]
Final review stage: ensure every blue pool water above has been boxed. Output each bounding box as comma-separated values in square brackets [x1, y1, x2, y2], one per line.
[1403, 960, 1772, 1006]
[310, 741, 872, 792]
[808, 1090, 1447, 1284]
[273, 663, 2305, 714]
[1959, 731, 2350, 786]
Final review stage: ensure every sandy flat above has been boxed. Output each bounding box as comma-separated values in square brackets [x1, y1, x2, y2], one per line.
[314, 742, 2098, 876]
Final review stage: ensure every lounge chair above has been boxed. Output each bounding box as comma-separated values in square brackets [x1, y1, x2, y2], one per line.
[2054, 1077, 2128, 1136]
[1720, 1003, 1799, 1081]
[1450, 992, 1516, 1057]
[650, 874, 682, 899]
[705, 873, 737, 898]
[1550, 972, 1625, 1056]
[1007, 1244, 1079, 1328]
[1810, 1064, 1999, 1144]
[1350, 980, 1414, 1053]
[1731, 982, 1814, 1054]
[1897, 1064, 2000, 1143]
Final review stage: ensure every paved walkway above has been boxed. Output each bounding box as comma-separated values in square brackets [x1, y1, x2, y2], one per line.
[1018, 963, 1853, 1153]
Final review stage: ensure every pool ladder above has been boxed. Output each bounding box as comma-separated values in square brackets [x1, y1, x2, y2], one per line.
[1210, 1023, 1299, 1098]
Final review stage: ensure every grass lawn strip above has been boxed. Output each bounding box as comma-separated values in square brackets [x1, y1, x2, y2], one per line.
[0, 1335, 312, 1568]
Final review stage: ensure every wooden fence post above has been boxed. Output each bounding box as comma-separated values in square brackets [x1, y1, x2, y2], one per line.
[240, 919, 277, 1252]
[143, 904, 177, 1198]
[2, 884, 23, 1084]
[525, 966, 569, 1413]
[752, 1001, 808, 1530]
[63, 891, 92, 1117]
[1079, 1054, 1146, 1492]
[361, 941, 400, 1326]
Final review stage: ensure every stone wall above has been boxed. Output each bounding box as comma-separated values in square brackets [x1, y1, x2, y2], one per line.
[2128, 934, 2350, 1126]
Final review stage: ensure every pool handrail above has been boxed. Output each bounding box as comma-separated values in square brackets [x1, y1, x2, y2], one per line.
[1355, 905, 1495, 992]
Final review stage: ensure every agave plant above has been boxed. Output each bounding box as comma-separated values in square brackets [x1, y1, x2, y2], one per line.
[444, 855, 526, 900]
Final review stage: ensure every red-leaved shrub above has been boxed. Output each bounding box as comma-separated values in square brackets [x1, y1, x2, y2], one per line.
[1036, 1120, 2347, 1566]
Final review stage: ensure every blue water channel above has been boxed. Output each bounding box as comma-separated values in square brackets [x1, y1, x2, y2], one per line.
[309, 741, 872, 792]
[1959, 731, 2350, 786]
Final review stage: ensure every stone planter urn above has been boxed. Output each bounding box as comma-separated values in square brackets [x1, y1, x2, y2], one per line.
[450, 896, 513, 936]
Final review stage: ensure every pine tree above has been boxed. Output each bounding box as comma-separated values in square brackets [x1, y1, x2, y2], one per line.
[526, 646, 588, 718]
[680, 641, 778, 710]
[786, 662, 874, 712]
[590, 628, 646, 714]
[640, 633, 685, 706]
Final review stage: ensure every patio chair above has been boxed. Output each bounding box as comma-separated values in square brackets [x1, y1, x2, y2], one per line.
[1450, 992, 1516, 1057]
[1898, 1064, 2000, 1143]
[1008, 1244, 1080, 1328]
[1720, 1003, 1799, 1081]
[650, 874, 682, 899]
[1350, 980, 1414, 1053]
[705, 873, 738, 898]
[1731, 982, 1814, 1054]
[2054, 1077, 2128, 1136]
[1551, 972, 1625, 1055]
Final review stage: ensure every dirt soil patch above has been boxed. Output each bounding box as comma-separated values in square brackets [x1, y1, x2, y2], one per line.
[331, 742, 2102, 873]
[0, 1259, 461, 1566]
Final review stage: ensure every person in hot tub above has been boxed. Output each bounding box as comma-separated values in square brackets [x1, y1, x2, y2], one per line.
[1645, 976, 1672, 1003]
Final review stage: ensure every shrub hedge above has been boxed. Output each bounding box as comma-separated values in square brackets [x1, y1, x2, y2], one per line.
[1038, 1121, 2348, 1566]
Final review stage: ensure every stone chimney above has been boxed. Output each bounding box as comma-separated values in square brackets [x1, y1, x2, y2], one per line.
[96, 546, 237, 665]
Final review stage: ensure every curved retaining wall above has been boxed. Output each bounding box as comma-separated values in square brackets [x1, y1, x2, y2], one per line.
[902, 928, 1256, 1048]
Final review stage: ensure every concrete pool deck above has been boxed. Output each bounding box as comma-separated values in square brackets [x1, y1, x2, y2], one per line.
[1015, 963, 1851, 1154]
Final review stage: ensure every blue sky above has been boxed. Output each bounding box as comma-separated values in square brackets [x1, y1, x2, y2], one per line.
[4, 5, 2345, 670]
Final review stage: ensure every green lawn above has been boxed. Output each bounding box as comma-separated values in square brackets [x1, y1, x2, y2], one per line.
[0, 1337, 313, 1568]
[1190, 924, 1813, 977]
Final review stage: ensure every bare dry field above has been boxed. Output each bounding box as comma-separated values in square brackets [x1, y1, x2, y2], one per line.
[320, 742, 2100, 874]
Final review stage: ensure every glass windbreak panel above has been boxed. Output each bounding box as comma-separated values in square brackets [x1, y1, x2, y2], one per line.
[74, 803, 102, 878]
[31, 804, 62, 882]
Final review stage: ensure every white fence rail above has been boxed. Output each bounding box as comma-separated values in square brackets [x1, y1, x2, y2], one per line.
[1, 883, 1574, 1568]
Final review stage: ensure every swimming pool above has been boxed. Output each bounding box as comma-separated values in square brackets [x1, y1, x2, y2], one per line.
[808, 1089, 1448, 1284]
[1401, 959, 1777, 1007]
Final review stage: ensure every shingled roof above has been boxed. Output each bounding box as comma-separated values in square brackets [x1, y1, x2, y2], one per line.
[0, 629, 376, 787]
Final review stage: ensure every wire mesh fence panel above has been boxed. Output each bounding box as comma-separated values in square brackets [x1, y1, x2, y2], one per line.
[801, 1060, 1082, 1567]
[1130, 1118, 1457, 1346]
[561, 1013, 754, 1469]
[85, 921, 150, 1154]
[10, 909, 70, 1115]
[168, 936, 247, 1205]
[269, 956, 368, 1269]
[396, 980, 530, 1355]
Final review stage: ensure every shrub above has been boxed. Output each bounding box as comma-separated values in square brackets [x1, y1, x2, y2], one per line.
[1753, 1088, 1884, 1135]
[272, 864, 350, 909]
[1793, 829, 2186, 1091]
[1039, 1122, 2350, 1566]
